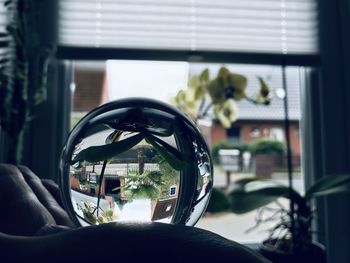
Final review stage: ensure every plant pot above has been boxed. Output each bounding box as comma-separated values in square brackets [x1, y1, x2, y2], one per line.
[259, 240, 326, 263]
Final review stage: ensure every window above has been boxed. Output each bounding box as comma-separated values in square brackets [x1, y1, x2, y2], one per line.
[226, 127, 241, 143]
[57, 0, 320, 244]
[105, 178, 121, 196]
[270, 127, 285, 141]
[68, 60, 309, 243]
[250, 127, 261, 138]
[169, 186, 177, 197]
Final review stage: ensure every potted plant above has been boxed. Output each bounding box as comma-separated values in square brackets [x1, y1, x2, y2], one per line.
[229, 174, 350, 263]
[0, 0, 53, 164]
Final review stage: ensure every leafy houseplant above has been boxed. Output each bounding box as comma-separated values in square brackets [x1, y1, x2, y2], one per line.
[172, 67, 271, 128]
[229, 174, 350, 262]
[0, 0, 53, 164]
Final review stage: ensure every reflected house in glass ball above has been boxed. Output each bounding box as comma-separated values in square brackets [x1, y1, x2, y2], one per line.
[60, 98, 213, 226]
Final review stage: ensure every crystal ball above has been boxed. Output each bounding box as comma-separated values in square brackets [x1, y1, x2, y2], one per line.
[59, 98, 213, 226]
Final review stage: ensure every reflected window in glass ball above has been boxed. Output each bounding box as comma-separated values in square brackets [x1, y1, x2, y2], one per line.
[60, 98, 213, 226]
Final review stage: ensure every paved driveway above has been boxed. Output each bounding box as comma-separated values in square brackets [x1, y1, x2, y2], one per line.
[196, 166, 303, 243]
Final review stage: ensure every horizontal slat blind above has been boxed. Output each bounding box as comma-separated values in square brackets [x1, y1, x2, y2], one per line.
[58, 0, 319, 55]
[0, 1, 6, 29]
[0, 1, 11, 57]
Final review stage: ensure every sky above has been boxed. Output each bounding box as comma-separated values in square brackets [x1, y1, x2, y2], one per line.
[106, 60, 189, 103]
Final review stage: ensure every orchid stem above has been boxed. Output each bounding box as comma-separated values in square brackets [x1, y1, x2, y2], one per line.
[95, 130, 121, 219]
[245, 96, 258, 104]
[200, 103, 213, 119]
[95, 160, 107, 218]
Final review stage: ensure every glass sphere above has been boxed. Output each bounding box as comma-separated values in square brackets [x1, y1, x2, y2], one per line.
[60, 98, 213, 226]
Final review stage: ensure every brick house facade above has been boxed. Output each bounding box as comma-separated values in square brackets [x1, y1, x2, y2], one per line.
[210, 120, 301, 156]
[73, 63, 109, 112]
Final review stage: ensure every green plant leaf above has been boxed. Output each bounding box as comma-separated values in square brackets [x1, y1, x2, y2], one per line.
[229, 186, 290, 214]
[305, 174, 350, 199]
[228, 177, 300, 214]
[230, 177, 278, 190]
[4, 0, 13, 7]
[105, 130, 123, 144]
[307, 183, 350, 198]
[145, 171, 164, 186]
[71, 132, 145, 164]
[146, 132, 187, 162]
[145, 133, 186, 171]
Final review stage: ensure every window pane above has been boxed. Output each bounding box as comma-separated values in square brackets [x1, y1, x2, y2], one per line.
[70, 60, 306, 243]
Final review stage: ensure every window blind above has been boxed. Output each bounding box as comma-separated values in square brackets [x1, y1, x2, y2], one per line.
[0, 1, 6, 28]
[58, 0, 319, 55]
[0, 0, 9, 56]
